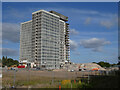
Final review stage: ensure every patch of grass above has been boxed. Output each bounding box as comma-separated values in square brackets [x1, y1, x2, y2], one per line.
[61, 80, 92, 88]
[77, 82, 92, 88]
[2, 70, 94, 88]
[89, 75, 119, 88]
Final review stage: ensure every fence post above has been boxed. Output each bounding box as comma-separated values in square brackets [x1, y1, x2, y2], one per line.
[71, 81, 72, 90]
[12, 69, 16, 88]
[52, 71, 54, 85]
[88, 71, 90, 84]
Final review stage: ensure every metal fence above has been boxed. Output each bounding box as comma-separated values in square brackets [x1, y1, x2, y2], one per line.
[2, 68, 119, 88]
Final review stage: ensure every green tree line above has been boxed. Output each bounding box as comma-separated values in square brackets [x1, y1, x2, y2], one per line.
[0, 56, 19, 67]
[93, 61, 119, 68]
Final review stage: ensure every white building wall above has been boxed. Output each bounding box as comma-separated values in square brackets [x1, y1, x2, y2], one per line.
[32, 10, 61, 69]
[20, 20, 33, 62]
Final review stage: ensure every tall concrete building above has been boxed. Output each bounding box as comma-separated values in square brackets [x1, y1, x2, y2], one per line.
[20, 10, 70, 69]
[20, 20, 33, 63]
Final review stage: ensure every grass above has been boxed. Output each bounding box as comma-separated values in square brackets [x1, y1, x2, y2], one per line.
[61, 80, 92, 88]
[3, 69, 116, 88]
[2, 70, 66, 88]
[89, 75, 119, 88]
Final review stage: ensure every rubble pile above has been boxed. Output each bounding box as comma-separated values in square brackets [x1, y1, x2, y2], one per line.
[63, 63, 106, 71]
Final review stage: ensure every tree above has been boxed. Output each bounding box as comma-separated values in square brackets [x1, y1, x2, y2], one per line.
[92, 62, 96, 63]
[118, 56, 120, 60]
[2, 56, 7, 67]
[2, 56, 19, 67]
[2, 56, 5, 61]
[97, 61, 110, 67]
[0, 59, 2, 67]
[118, 56, 120, 65]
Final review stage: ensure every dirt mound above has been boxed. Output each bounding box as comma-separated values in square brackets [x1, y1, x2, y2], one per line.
[78, 63, 106, 70]
[63, 63, 106, 71]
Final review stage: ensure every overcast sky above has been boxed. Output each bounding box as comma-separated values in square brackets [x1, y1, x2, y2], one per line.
[2, 2, 118, 64]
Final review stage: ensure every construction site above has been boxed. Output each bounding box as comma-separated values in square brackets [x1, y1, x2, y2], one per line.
[2, 9, 119, 89]
[2, 64, 119, 88]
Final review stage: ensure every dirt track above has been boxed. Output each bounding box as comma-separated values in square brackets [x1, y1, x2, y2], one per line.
[2, 69, 100, 88]
[2, 69, 99, 79]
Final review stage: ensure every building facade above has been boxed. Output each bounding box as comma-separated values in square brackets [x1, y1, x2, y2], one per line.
[20, 20, 33, 63]
[20, 10, 70, 69]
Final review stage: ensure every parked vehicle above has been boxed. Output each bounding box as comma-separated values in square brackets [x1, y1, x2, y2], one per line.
[70, 69, 74, 72]
[79, 68, 86, 71]
[11, 67, 18, 70]
[17, 65, 25, 68]
[36, 67, 40, 70]
[8, 65, 18, 70]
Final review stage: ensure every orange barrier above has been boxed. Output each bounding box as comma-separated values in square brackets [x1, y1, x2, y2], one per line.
[59, 85, 61, 90]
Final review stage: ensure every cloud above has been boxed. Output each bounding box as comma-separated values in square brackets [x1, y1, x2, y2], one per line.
[79, 31, 117, 36]
[63, 8, 117, 28]
[3, 7, 32, 22]
[70, 28, 79, 35]
[100, 15, 117, 29]
[100, 21, 114, 29]
[0, 40, 2, 45]
[69, 39, 78, 51]
[92, 47, 102, 52]
[80, 38, 111, 52]
[3, 6, 117, 30]
[69, 40, 81, 55]
[73, 51, 80, 55]
[84, 17, 91, 25]
[67, 9, 116, 18]
[1, 48, 19, 56]
[2, 23, 20, 43]
[0, 33, 1, 45]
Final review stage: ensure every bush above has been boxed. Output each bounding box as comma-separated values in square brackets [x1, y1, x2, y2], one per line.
[61, 80, 71, 85]
[77, 82, 92, 88]
[2, 56, 19, 67]
[61, 80, 92, 88]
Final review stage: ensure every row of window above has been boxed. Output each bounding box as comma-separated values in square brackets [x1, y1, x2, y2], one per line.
[42, 46, 59, 49]
[42, 48, 59, 52]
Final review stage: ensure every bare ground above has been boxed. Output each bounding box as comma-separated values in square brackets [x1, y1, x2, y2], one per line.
[2, 69, 98, 88]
